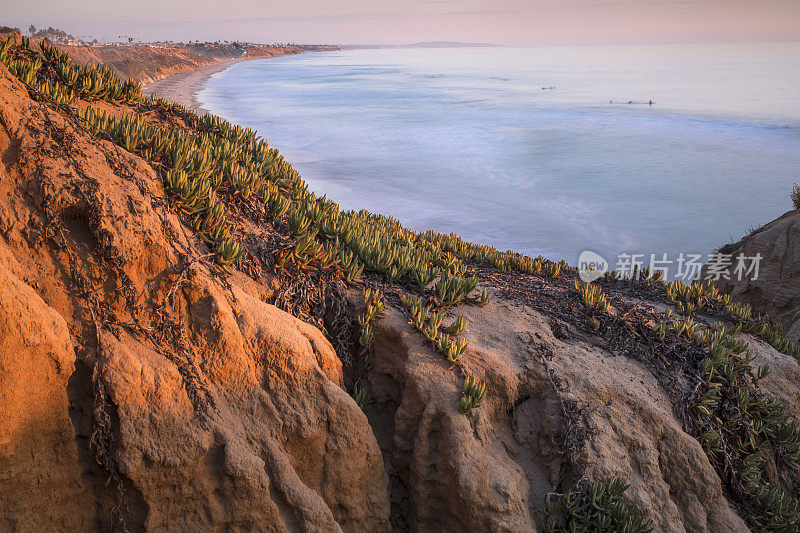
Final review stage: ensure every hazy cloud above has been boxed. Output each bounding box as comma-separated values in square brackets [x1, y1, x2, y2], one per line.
[4, 0, 798, 45]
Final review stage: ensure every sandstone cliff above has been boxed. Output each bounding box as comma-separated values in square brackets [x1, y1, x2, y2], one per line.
[58, 44, 216, 85]
[0, 40, 798, 532]
[717, 209, 800, 343]
[59, 43, 319, 85]
[0, 28, 320, 86]
[0, 61, 388, 531]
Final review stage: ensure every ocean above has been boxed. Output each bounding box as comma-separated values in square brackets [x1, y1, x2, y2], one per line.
[198, 43, 800, 272]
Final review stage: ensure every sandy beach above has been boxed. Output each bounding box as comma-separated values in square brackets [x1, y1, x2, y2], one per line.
[141, 46, 336, 113]
[142, 58, 250, 113]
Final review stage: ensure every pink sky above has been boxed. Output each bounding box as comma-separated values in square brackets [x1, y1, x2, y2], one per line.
[5, 0, 800, 44]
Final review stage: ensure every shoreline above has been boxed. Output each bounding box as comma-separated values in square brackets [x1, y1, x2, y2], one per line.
[142, 57, 254, 114]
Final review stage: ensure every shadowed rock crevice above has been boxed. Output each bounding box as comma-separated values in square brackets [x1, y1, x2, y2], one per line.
[0, 119, 20, 169]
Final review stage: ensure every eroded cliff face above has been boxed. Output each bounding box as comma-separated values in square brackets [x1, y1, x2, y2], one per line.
[0, 29, 311, 86]
[363, 293, 761, 532]
[717, 209, 800, 343]
[61, 44, 216, 85]
[59, 44, 312, 85]
[0, 63, 389, 531]
[0, 260, 93, 530]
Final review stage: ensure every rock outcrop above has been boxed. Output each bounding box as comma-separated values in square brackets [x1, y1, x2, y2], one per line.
[717, 209, 800, 342]
[0, 62, 389, 531]
[365, 294, 750, 532]
[0, 259, 93, 531]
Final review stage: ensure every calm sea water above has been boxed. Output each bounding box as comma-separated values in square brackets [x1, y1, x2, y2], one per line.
[198, 43, 800, 268]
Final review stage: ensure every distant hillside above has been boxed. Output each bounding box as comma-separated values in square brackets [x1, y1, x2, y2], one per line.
[0, 27, 336, 85]
[57, 43, 216, 85]
[59, 43, 336, 84]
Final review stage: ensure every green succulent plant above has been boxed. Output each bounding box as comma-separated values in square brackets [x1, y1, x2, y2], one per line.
[459, 375, 486, 415]
[356, 288, 383, 353]
[639, 266, 665, 284]
[165, 169, 212, 213]
[216, 237, 244, 269]
[672, 315, 701, 340]
[665, 279, 719, 316]
[411, 306, 429, 331]
[358, 322, 373, 350]
[443, 315, 467, 336]
[720, 299, 799, 358]
[286, 210, 312, 237]
[575, 280, 610, 312]
[543, 260, 562, 279]
[198, 201, 229, 242]
[649, 321, 667, 341]
[5, 57, 41, 85]
[275, 232, 333, 271]
[35, 78, 75, 106]
[438, 334, 466, 365]
[0, 36, 11, 57]
[351, 386, 371, 411]
[544, 478, 653, 533]
[267, 194, 291, 219]
[401, 294, 424, 315]
[469, 289, 489, 307]
[434, 272, 478, 307]
[363, 288, 384, 316]
[337, 248, 364, 285]
[657, 306, 800, 529]
[409, 263, 440, 293]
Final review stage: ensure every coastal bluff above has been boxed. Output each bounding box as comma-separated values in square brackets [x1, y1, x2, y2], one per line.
[717, 209, 800, 343]
[0, 28, 334, 86]
[0, 39, 798, 532]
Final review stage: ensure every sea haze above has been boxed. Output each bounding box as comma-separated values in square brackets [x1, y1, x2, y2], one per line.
[199, 43, 800, 269]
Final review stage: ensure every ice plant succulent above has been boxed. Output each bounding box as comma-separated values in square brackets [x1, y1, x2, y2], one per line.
[351, 386, 371, 412]
[692, 325, 800, 529]
[459, 375, 486, 415]
[575, 280, 610, 312]
[544, 478, 653, 533]
[444, 315, 468, 336]
[357, 288, 384, 353]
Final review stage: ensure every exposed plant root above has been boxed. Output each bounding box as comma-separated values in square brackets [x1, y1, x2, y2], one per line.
[90, 364, 130, 533]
